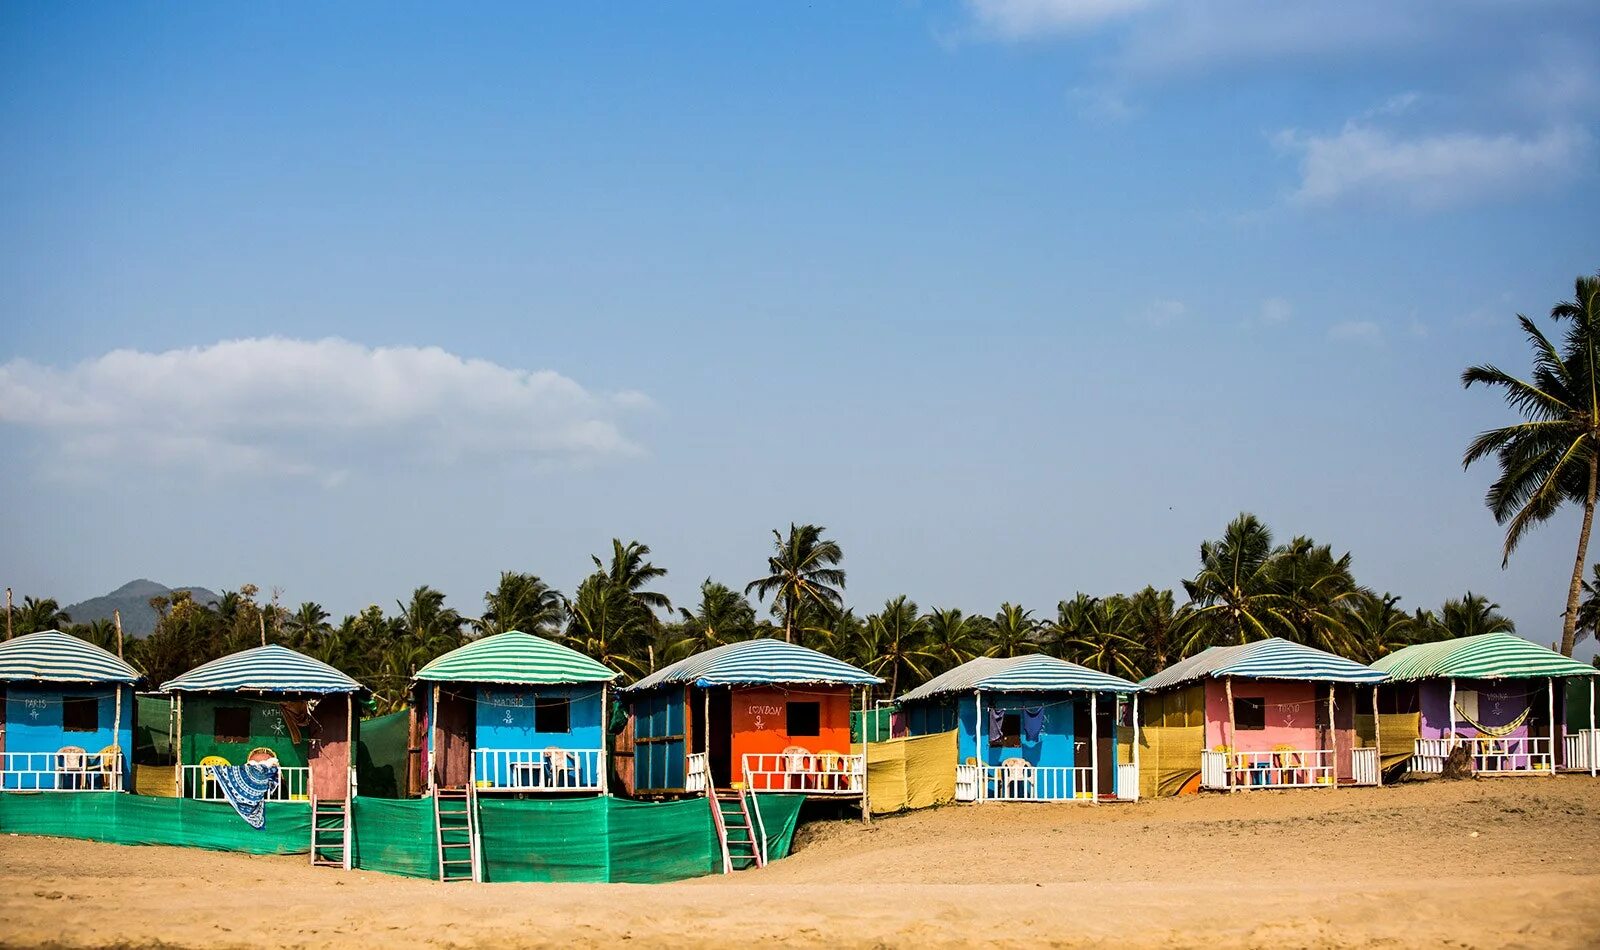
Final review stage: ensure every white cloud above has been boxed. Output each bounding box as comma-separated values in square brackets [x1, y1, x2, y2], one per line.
[1328, 320, 1383, 344]
[1130, 298, 1187, 326]
[1259, 297, 1292, 325]
[1275, 122, 1591, 210]
[0, 338, 650, 482]
[1068, 84, 1138, 122]
[966, 0, 1154, 40]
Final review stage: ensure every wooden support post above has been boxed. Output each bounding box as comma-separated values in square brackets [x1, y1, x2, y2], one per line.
[975, 689, 984, 803]
[1224, 676, 1237, 791]
[1090, 691, 1100, 804]
[4, 587, 10, 640]
[600, 682, 611, 796]
[1548, 677, 1556, 777]
[1327, 686, 1336, 790]
[1131, 691, 1142, 801]
[1591, 677, 1597, 778]
[112, 684, 123, 790]
[429, 684, 440, 793]
[174, 694, 184, 797]
[259, 613, 267, 647]
[346, 694, 355, 799]
[1372, 685, 1382, 787]
[703, 688, 711, 792]
[113, 609, 124, 660]
[1448, 678, 1457, 748]
[860, 686, 871, 824]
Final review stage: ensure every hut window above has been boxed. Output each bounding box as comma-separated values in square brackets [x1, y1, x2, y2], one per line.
[787, 702, 820, 737]
[213, 706, 251, 743]
[1233, 697, 1266, 731]
[62, 696, 99, 732]
[535, 698, 571, 733]
[997, 712, 1022, 747]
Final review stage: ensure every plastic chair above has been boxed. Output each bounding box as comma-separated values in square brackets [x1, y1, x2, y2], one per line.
[1273, 744, 1304, 785]
[247, 747, 278, 763]
[198, 755, 231, 799]
[1000, 756, 1034, 799]
[96, 745, 122, 791]
[544, 747, 578, 788]
[815, 749, 845, 791]
[57, 746, 87, 791]
[782, 745, 813, 791]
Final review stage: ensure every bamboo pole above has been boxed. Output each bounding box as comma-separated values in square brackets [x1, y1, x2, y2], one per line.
[112, 684, 123, 790]
[975, 689, 984, 802]
[258, 613, 266, 648]
[600, 682, 610, 796]
[702, 687, 711, 793]
[1589, 678, 1596, 778]
[4, 588, 11, 640]
[1327, 686, 1336, 790]
[860, 686, 871, 824]
[1090, 691, 1100, 804]
[174, 694, 184, 796]
[1224, 677, 1237, 791]
[113, 609, 124, 660]
[429, 684, 440, 793]
[1372, 685, 1382, 787]
[1132, 691, 1142, 801]
[1448, 678, 1457, 747]
[1548, 677, 1556, 777]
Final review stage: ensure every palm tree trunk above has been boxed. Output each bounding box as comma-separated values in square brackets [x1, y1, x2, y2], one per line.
[1562, 452, 1599, 657]
[783, 597, 794, 644]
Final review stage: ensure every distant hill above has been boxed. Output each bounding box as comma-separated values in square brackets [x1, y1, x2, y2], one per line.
[64, 579, 221, 637]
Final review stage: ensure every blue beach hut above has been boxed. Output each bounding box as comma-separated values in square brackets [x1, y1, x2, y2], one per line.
[0, 630, 140, 791]
[897, 653, 1141, 802]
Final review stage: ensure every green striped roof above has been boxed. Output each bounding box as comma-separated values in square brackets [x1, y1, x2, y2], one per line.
[413, 631, 618, 685]
[1372, 632, 1600, 682]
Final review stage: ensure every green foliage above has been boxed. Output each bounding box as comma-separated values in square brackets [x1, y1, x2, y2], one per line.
[746, 524, 846, 643]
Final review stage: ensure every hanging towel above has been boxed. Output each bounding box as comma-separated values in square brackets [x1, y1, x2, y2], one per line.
[211, 762, 281, 829]
[988, 707, 1006, 743]
[1022, 707, 1045, 743]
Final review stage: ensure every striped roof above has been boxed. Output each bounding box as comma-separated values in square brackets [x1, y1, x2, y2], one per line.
[1371, 632, 1599, 682]
[623, 638, 883, 691]
[0, 630, 140, 684]
[414, 631, 617, 685]
[1141, 637, 1386, 691]
[899, 654, 1139, 702]
[161, 644, 364, 694]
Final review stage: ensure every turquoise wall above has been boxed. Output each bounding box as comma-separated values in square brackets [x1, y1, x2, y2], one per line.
[2, 683, 134, 789]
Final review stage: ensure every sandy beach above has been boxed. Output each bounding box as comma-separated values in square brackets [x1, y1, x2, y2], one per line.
[3, 776, 1598, 949]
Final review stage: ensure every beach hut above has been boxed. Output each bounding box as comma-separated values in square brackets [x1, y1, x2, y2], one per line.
[1139, 638, 1386, 793]
[897, 654, 1142, 803]
[410, 630, 619, 795]
[0, 630, 139, 792]
[1370, 633, 1600, 777]
[161, 645, 365, 805]
[620, 639, 883, 797]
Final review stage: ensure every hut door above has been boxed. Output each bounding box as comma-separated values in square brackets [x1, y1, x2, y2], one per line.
[309, 695, 352, 801]
[433, 689, 475, 789]
[708, 689, 732, 786]
[1096, 701, 1116, 796]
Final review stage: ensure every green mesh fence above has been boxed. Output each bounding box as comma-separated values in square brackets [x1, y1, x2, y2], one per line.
[0, 793, 309, 854]
[356, 710, 411, 798]
[2, 792, 808, 884]
[851, 707, 894, 743]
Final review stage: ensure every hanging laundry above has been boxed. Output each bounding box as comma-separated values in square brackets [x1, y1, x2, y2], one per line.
[1022, 707, 1045, 743]
[988, 707, 1006, 743]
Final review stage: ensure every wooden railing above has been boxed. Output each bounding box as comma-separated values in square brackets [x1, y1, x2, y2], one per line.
[470, 748, 604, 792]
[182, 763, 310, 800]
[741, 752, 864, 794]
[1201, 748, 1335, 790]
[1, 751, 123, 792]
[1411, 737, 1552, 775]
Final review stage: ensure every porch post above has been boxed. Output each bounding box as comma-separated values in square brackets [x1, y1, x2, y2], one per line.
[860, 686, 871, 824]
[1132, 691, 1142, 800]
[1372, 685, 1382, 787]
[1547, 677, 1556, 777]
[600, 682, 610, 796]
[975, 689, 984, 802]
[1090, 691, 1100, 804]
[1590, 677, 1597, 778]
[1447, 678, 1457, 746]
[1327, 685, 1336, 791]
[174, 693, 183, 797]
[1224, 676, 1237, 791]
[429, 684, 440, 793]
[112, 685, 123, 772]
[703, 688, 711, 790]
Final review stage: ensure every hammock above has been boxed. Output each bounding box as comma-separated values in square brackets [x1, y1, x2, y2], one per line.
[210, 762, 281, 829]
[1454, 700, 1531, 739]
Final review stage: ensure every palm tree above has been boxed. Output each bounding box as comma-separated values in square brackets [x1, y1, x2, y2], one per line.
[986, 603, 1039, 658]
[1058, 597, 1144, 680]
[667, 579, 756, 662]
[592, 539, 672, 616]
[1270, 537, 1364, 654]
[1438, 592, 1516, 637]
[1344, 591, 1415, 664]
[1126, 586, 1183, 671]
[396, 586, 464, 649]
[1576, 563, 1600, 647]
[476, 572, 566, 636]
[70, 618, 120, 653]
[1180, 513, 1293, 650]
[15, 596, 70, 634]
[1462, 273, 1600, 656]
[565, 576, 650, 679]
[746, 524, 846, 643]
[859, 596, 936, 697]
[285, 602, 332, 647]
[923, 607, 984, 673]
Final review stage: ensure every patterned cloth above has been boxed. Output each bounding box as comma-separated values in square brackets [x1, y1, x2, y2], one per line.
[211, 762, 281, 829]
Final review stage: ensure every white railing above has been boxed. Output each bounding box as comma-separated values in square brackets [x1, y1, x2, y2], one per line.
[1411, 736, 1553, 775]
[1116, 763, 1139, 801]
[982, 765, 1095, 802]
[182, 763, 310, 801]
[471, 748, 604, 792]
[955, 763, 981, 802]
[1, 751, 124, 792]
[686, 752, 709, 793]
[741, 752, 864, 794]
[1561, 730, 1599, 772]
[1200, 749, 1335, 790]
[1351, 747, 1379, 786]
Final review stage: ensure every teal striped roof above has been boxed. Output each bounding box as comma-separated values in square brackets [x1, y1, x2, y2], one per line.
[1142, 637, 1386, 691]
[0, 630, 140, 684]
[898, 654, 1139, 702]
[414, 631, 617, 685]
[1371, 633, 1599, 682]
[623, 638, 883, 691]
[162, 644, 364, 694]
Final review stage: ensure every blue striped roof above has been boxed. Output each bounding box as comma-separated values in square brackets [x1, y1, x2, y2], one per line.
[161, 644, 364, 694]
[898, 654, 1139, 702]
[0, 630, 140, 684]
[1141, 637, 1386, 691]
[623, 638, 883, 691]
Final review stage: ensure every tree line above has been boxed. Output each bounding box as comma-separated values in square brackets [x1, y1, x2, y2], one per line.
[6, 515, 1566, 713]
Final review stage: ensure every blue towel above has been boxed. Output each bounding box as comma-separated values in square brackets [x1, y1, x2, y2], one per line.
[211, 762, 281, 829]
[1022, 707, 1045, 743]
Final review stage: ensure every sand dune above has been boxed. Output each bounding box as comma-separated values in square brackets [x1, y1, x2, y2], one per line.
[3, 777, 1597, 948]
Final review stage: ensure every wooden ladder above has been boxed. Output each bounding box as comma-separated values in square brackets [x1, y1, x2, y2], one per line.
[708, 780, 767, 873]
[310, 770, 353, 870]
[433, 784, 480, 883]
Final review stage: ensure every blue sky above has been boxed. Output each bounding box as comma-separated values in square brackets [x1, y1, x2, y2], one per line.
[2, 1, 1598, 656]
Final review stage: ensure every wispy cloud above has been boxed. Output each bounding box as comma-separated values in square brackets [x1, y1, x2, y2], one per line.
[1328, 320, 1383, 345]
[0, 338, 650, 483]
[1130, 298, 1187, 326]
[965, 0, 1154, 40]
[1259, 297, 1292, 326]
[1274, 122, 1591, 210]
